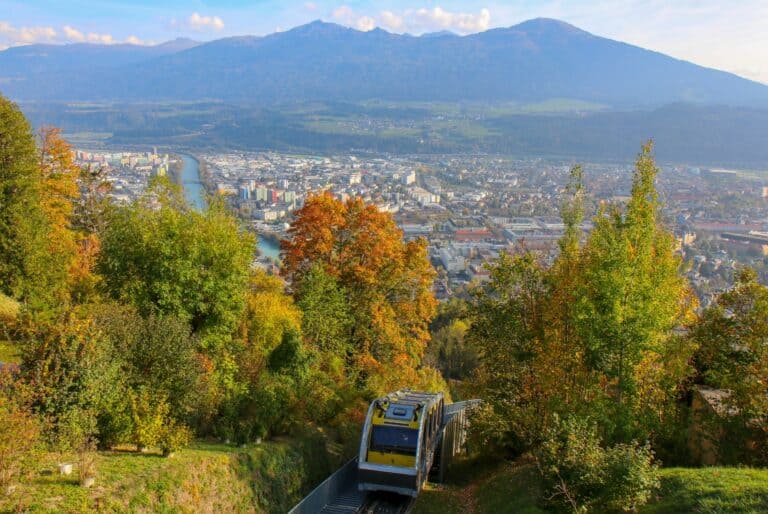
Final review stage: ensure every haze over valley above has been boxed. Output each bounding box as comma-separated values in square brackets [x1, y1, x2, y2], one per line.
[4, 18, 768, 167]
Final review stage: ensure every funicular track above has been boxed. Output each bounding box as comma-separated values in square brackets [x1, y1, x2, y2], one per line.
[289, 400, 480, 514]
[320, 484, 416, 513]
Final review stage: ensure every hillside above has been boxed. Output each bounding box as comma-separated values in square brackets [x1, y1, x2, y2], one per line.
[413, 458, 768, 514]
[0, 437, 344, 514]
[18, 100, 768, 168]
[1, 19, 767, 107]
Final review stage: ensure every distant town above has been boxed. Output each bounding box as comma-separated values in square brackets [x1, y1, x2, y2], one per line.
[75, 148, 768, 305]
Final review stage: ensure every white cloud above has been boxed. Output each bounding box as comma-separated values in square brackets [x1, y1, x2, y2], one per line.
[186, 12, 225, 32]
[410, 7, 491, 33]
[63, 25, 85, 42]
[0, 21, 58, 45]
[304, 2, 317, 11]
[0, 20, 129, 47]
[86, 32, 115, 44]
[328, 6, 492, 35]
[85, 32, 115, 45]
[379, 11, 404, 32]
[355, 16, 376, 32]
[125, 35, 149, 45]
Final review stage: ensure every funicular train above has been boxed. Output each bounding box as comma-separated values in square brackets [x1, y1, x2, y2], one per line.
[357, 389, 445, 497]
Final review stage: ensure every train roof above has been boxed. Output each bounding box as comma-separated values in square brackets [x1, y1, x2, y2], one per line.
[372, 390, 443, 422]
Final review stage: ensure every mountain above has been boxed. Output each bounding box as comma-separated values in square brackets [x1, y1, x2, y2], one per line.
[0, 38, 200, 77]
[1, 18, 767, 108]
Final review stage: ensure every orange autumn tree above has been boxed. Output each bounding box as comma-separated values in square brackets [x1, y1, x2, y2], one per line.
[282, 192, 437, 390]
[37, 127, 100, 303]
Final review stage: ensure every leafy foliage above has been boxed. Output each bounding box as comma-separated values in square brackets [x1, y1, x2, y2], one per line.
[282, 192, 438, 391]
[0, 370, 40, 489]
[469, 146, 697, 461]
[0, 96, 64, 308]
[536, 416, 659, 513]
[294, 264, 352, 357]
[98, 180, 255, 337]
[691, 267, 768, 464]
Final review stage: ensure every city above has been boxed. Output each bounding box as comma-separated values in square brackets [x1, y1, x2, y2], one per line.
[77, 146, 768, 305]
[3, 2, 768, 512]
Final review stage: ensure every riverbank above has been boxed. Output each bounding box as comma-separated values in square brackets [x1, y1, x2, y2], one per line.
[176, 153, 281, 262]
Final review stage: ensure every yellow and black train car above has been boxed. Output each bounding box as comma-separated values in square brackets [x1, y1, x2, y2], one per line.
[357, 389, 445, 497]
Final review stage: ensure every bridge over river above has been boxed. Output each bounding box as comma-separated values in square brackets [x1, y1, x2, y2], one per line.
[288, 400, 481, 514]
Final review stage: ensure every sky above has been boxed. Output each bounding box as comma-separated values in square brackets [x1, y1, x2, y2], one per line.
[1, 1, 767, 84]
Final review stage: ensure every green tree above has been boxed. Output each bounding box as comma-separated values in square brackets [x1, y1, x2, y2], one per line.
[17, 310, 122, 449]
[469, 145, 696, 457]
[574, 142, 695, 441]
[692, 267, 768, 464]
[92, 304, 204, 425]
[468, 252, 550, 453]
[0, 96, 58, 308]
[425, 319, 477, 381]
[294, 264, 352, 358]
[98, 179, 255, 338]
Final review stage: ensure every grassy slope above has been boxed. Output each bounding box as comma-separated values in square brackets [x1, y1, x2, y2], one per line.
[413, 459, 768, 514]
[1, 438, 344, 514]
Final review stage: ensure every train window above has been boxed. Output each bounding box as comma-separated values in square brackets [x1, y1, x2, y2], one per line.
[371, 426, 418, 456]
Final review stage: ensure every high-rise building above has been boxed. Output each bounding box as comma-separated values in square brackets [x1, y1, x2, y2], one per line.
[255, 187, 268, 202]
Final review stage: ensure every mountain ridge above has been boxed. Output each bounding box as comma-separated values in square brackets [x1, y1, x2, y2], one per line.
[1, 18, 766, 108]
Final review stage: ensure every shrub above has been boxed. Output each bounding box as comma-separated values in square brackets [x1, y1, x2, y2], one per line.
[535, 416, 659, 513]
[129, 388, 170, 450]
[159, 422, 192, 457]
[0, 371, 40, 489]
[76, 438, 97, 482]
[0, 293, 19, 323]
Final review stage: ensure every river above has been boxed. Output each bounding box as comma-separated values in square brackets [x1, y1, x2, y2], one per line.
[178, 153, 281, 261]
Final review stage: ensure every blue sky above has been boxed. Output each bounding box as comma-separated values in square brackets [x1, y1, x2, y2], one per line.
[1, 1, 767, 84]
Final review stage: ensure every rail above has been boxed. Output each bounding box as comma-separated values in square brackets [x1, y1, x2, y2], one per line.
[288, 399, 480, 513]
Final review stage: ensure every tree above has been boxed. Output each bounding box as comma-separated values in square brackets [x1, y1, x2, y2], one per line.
[0, 96, 56, 307]
[98, 179, 255, 338]
[692, 267, 768, 464]
[282, 193, 437, 389]
[469, 144, 696, 456]
[17, 309, 122, 450]
[91, 304, 205, 426]
[573, 142, 696, 441]
[37, 127, 80, 266]
[0, 370, 40, 490]
[295, 264, 353, 359]
[468, 252, 550, 453]
[425, 319, 477, 381]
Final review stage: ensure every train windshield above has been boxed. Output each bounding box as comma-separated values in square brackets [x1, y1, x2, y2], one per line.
[370, 426, 418, 455]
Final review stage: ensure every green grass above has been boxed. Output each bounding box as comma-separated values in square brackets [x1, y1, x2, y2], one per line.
[1, 435, 345, 514]
[644, 467, 768, 514]
[412, 459, 768, 514]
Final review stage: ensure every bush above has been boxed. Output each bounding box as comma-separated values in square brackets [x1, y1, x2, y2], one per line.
[535, 416, 659, 513]
[0, 293, 19, 323]
[0, 372, 40, 489]
[129, 388, 170, 450]
[159, 422, 192, 457]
